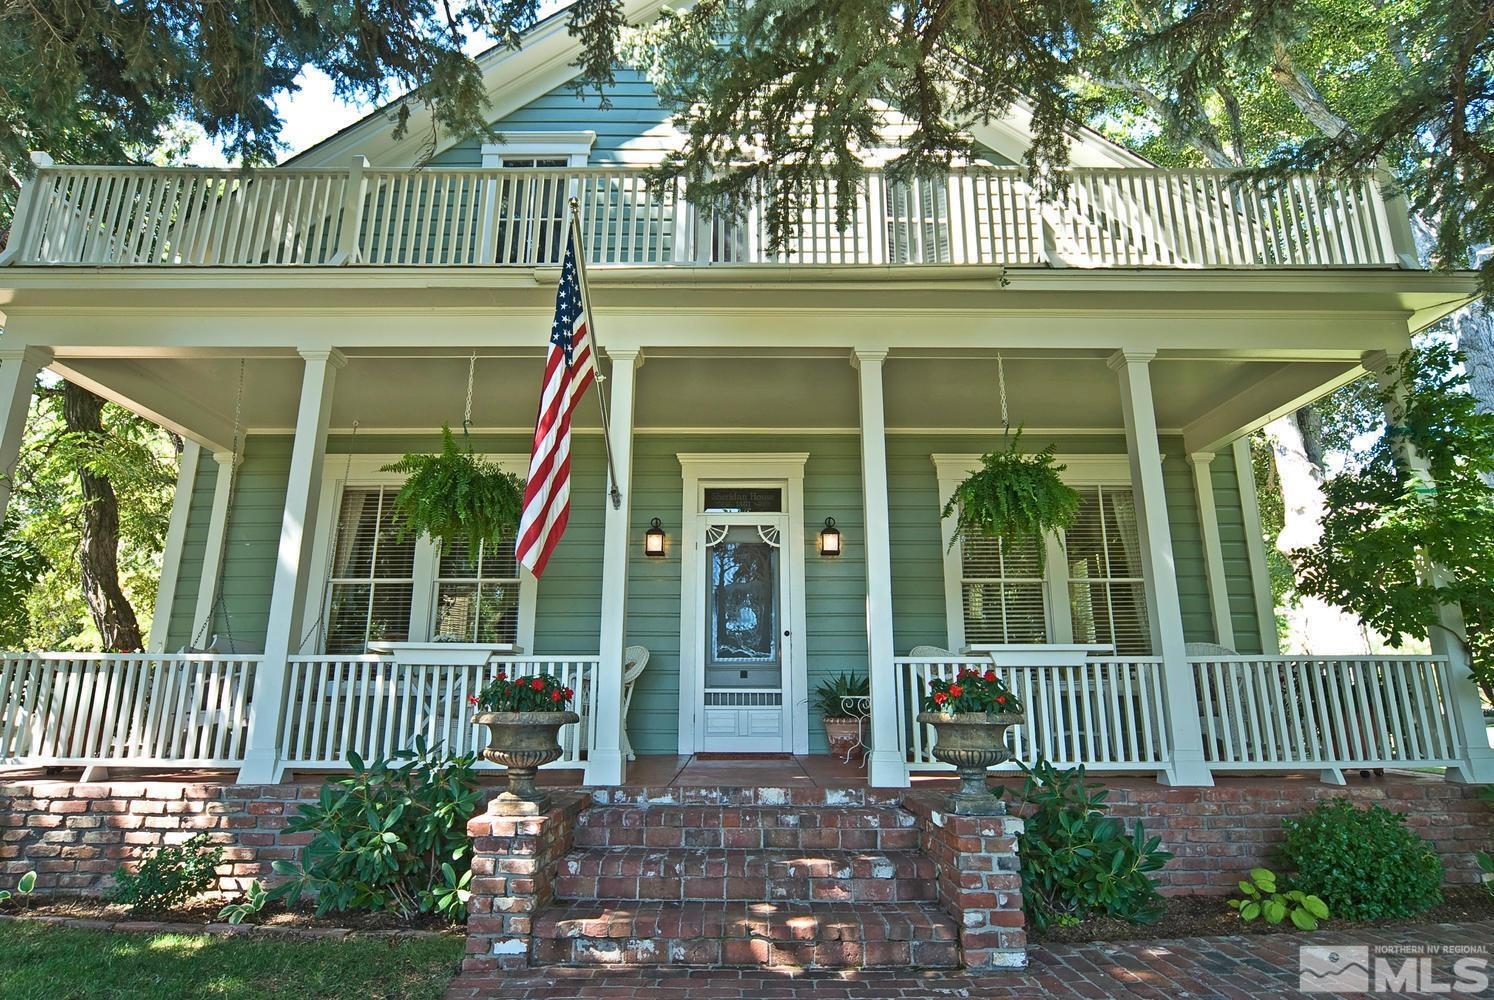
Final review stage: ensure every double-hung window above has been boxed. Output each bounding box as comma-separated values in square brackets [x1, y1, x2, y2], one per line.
[307, 455, 533, 654]
[934, 454, 1153, 655]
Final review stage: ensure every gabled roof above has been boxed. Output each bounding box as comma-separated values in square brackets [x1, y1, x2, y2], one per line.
[286, 0, 1149, 170]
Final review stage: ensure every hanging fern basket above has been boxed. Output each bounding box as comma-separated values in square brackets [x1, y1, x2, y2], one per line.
[381, 425, 525, 554]
[942, 432, 1081, 551]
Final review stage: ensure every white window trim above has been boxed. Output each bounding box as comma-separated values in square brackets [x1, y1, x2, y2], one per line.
[931, 452, 1160, 652]
[301, 453, 536, 654]
[480, 131, 596, 168]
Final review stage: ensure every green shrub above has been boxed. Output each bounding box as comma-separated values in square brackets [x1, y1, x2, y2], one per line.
[112, 834, 223, 913]
[1279, 798, 1443, 921]
[998, 760, 1171, 929]
[270, 739, 483, 922]
[1228, 867, 1330, 930]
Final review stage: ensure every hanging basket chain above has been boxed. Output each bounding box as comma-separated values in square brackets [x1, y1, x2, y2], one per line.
[998, 353, 1010, 438]
[463, 352, 477, 440]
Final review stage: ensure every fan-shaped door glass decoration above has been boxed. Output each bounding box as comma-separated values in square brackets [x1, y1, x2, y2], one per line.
[705, 524, 781, 690]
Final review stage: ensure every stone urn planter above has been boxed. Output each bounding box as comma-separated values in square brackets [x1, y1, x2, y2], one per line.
[822, 717, 861, 759]
[474, 710, 579, 814]
[916, 711, 1024, 814]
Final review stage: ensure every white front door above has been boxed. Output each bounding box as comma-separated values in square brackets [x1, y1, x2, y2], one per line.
[677, 456, 810, 756]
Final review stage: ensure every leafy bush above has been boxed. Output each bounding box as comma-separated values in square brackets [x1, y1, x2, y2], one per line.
[270, 739, 483, 922]
[998, 761, 1171, 929]
[1279, 798, 1443, 921]
[473, 671, 574, 712]
[112, 834, 223, 913]
[814, 672, 869, 718]
[920, 664, 1022, 714]
[1228, 867, 1330, 930]
[217, 879, 270, 925]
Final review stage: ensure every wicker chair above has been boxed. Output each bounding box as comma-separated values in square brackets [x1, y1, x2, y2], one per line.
[621, 645, 650, 761]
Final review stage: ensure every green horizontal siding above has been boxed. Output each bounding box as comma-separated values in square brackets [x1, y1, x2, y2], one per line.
[163, 426, 1267, 753]
[161, 448, 218, 650]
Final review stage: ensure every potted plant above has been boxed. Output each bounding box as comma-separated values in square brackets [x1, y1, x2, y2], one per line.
[916, 666, 1025, 814]
[815, 672, 870, 758]
[382, 425, 525, 554]
[942, 431, 1080, 550]
[470, 671, 578, 814]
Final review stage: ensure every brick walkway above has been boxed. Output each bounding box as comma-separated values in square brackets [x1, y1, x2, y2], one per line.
[446, 919, 1494, 998]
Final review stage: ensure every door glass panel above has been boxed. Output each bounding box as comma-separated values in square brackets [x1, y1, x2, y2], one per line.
[705, 525, 781, 689]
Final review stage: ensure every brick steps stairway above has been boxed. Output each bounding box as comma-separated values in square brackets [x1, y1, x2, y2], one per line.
[536, 788, 960, 970]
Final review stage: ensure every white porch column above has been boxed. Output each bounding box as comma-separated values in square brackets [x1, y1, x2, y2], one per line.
[585, 349, 639, 786]
[1232, 437, 1281, 655]
[853, 349, 910, 788]
[192, 449, 238, 648]
[148, 440, 201, 652]
[1188, 451, 1235, 649]
[1110, 350, 1212, 786]
[1364, 351, 1494, 783]
[238, 348, 344, 783]
[0, 346, 52, 525]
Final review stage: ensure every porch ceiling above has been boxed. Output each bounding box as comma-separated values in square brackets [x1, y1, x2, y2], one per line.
[50, 349, 1361, 451]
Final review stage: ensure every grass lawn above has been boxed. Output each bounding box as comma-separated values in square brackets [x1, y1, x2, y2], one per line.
[0, 922, 464, 1000]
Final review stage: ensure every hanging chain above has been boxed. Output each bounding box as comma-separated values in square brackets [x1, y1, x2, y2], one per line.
[997, 353, 1010, 437]
[463, 352, 477, 438]
[298, 419, 358, 654]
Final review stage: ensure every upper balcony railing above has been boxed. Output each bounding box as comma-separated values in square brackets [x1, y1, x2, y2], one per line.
[0, 156, 1416, 271]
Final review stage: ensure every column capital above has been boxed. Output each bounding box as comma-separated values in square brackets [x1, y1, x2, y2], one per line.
[298, 347, 347, 369]
[211, 449, 238, 467]
[0, 346, 53, 368]
[604, 348, 643, 368]
[1187, 450, 1216, 467]
[1107, 348, 1156, 371]
[1360, 349, 1394, 375]
[851, 349, 889, 370]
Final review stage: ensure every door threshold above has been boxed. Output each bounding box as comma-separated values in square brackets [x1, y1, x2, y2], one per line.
[692, 752, 794, 760]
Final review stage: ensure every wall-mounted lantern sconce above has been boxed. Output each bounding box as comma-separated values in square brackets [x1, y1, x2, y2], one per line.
[644, 517, 667, 557]
[818, 517, 842, 557]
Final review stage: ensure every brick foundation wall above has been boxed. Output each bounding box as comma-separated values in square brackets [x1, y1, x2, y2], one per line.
[0, 780, 315, 897]
[1068, 778, 1491, 894]
[463, 792, 589, 973]
[904, 792, 1027, 970]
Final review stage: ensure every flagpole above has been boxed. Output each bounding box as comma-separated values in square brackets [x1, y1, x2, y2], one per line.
[569, 197, 623, 511]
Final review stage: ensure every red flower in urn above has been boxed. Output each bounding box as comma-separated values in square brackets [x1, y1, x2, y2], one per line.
[921, 669, 1022, 715]
[474, 672, 575, 713]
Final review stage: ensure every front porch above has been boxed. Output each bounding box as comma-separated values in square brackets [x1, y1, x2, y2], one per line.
[1, 276, 1490, 790]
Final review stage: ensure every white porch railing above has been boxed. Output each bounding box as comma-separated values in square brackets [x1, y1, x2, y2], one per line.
[893, 652, 1463, 776]
[895, 655, 1172, 771]
[2, 161, 1409, 270]
[277, 654, 600, 769]
[0, 652, 260, 767]
[1193, 655, 1459, 770]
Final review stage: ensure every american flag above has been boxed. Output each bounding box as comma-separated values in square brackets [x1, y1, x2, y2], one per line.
[515, 223, 597, 578]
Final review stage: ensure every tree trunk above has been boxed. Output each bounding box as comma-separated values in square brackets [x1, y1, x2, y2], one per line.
[1264, 414, 1373, 654]
[62, 381, 144, 652]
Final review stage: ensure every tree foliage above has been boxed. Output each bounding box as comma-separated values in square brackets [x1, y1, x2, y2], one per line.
[1, 379, 176, 651]
[1294, 344, 1494, 699]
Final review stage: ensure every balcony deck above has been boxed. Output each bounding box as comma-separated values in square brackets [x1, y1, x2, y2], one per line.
[0, 161, 1414, 271]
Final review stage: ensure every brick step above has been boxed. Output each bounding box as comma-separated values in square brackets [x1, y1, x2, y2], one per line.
[573, 805, 918, 851]
[554, 847, 937, 903]
[587, 787, 906, 808]
[532, 900, 960, 969]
